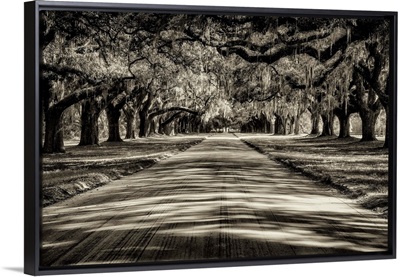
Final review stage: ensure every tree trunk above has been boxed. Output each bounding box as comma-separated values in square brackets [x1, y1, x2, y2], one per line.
[149, 119, 157, 135]
[187, 120, 192, 133]
[139, 110, 148, 137]
[125, 114, 134, 139]
[337, 113, 351, 138]
[123, 104, 137, 139]
[259, 113, 268, 133]
[161, 116, 176, 135]
[310, 112, 320, 135]
[190, 116, 200, 134]
[354, 42, 388, 147]
[320, 112, 334, 136]
[43, 109, 65, 153]
[359, 109, 380, 141]
[55, 120, 65, 152]
[164, 122, 174, 136]
[294, 115, 301, 135]
[125, 117, 134, 139]
[270, 120, 275, 134]
[289, 116, 295, 134]
[158, 117, 164, 134]
[274, 116, 285, 135]
[79, 98, 102, 146]
[174, 120, 179, 135]
[353, 69, 382, 142]
[283, 117, 289, 135]
[383, 105, 389, 148]
[106, 104, 123, 142]
[261, 119, 271, 133]
[41, 85, 106, 153]
[180, 117, 188, 133]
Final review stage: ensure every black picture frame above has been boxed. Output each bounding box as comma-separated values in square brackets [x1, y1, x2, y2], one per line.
[24, 1, 397, 275]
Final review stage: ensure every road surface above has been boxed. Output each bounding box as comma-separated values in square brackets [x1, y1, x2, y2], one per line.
[41, 133, 388, 267]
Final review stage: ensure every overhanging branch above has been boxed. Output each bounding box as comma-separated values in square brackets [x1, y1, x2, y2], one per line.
[149, 107, 198, 119]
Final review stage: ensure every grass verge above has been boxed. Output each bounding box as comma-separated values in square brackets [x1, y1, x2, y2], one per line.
[238, 134, 389, 218]
[42, 134, 205, 206]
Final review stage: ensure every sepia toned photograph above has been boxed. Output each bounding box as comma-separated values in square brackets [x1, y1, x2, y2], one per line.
[32, 3, 394, 272]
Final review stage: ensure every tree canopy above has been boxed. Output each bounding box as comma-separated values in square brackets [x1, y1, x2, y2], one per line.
[39, 10, 391, 153]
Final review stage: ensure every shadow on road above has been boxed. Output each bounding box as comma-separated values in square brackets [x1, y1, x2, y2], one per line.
[41, 134, 388, 267]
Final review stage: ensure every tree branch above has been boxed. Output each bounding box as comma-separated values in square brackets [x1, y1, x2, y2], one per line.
[160, 111, 183, 127]
[41, 64, 100, 85]
[49, 84, 106, 114]
[149, 107, 198, 119]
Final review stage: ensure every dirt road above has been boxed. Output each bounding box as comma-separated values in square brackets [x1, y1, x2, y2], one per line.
[41, 133, 388, 267]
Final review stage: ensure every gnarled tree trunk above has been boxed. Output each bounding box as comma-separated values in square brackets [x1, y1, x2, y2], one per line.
[353, 69, 382, 142]
[139, 110, 149, 137]
[383, 105, 389, 148]
[294, 114, 301, 135]
[359, 109, 380, 141]
[320, 112, 334, 136]
[43, 108, 65, 153]
[42, 86, 104, 153]
[106, 105, 123, 142]
[148, 119, 157, 136]
[274, 115, 286, 135]
[309, 111, 320, 135]
[123, 105, 136, 139]
[338, 114, 351, 138]
[79, 97, 103, 146]
[288, 116, 295, 134]
[125, 114, 134, 139]
[355, 42, 389, 147]
[334, 103, 356, 139]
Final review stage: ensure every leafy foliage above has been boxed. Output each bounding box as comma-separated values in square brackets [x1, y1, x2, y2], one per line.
[40, 10, 390, 151]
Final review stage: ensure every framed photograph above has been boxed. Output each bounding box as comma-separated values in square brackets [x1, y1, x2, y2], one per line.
[24, 0, 397, 275]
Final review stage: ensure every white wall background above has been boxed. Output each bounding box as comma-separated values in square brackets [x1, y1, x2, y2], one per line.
[1, 0, 398, 276]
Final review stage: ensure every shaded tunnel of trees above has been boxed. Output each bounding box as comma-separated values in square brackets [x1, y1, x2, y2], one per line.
[40, 11, 392, 153]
